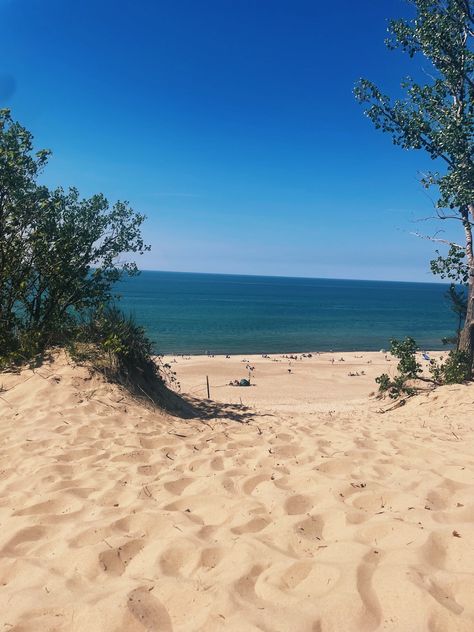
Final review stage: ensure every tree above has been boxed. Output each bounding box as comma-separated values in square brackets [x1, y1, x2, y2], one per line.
[0, 109, 50, 351]
[0, 109, 150, 362]
[354, 0, 474, 369]
[430, 244, 468, 346]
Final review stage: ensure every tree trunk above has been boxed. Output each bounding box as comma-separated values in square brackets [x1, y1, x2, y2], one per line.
[459, 204, 474, 371]
[459, 276, 474, 360]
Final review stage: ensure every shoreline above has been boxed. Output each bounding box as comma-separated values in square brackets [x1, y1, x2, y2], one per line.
[160, 350, 445, 412]
[157, 347, 445, 357]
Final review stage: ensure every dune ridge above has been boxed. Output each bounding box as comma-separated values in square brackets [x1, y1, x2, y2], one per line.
[0, 351, 473, 631]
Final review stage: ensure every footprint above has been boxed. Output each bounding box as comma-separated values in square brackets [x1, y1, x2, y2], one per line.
[163, 477, 194, 495]
[422, 575, 464, 615]
[295, 516, 324, 540]
[99, 539, 144, 575]
[272, 444, 302, 458]
[137, 464, 161, 476]
[2, 526, 48, 555]
[318, 458, 353, 477]
[284, 494, 312, 515]
[210, 456, 224, 471]
[257, 560, 340, 602]
[356, 550, 382, 630]
[159, 542, 197, 577]
[242, 474, 268, 495]
[127, 587, 173, 632]
[199, 546, 223, 570]
[234, 564, 265, 602]
[231, 517, 270, 535]
[220, 477, 236, 494]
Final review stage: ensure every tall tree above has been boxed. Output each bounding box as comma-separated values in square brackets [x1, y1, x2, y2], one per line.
[0, 109, 150, 360]
[354, 0, 474, 367]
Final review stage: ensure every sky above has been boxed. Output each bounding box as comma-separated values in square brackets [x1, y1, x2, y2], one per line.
[0, 0, 460, 281]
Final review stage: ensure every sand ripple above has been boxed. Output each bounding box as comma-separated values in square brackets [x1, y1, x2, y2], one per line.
[0, 353, 474, 631]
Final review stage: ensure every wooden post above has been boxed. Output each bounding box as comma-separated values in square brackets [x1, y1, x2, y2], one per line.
[206, 375, 210, 399]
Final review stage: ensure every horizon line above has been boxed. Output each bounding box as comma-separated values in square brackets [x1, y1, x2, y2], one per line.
[135, 268, 449, 286]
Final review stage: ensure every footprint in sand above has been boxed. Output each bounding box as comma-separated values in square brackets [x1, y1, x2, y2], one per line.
[234, 564, 265, 602]
[295, 515, 324, 540]
[1, 526, 49, 555]
[231, 516, 270, 535]
[210, 456, 225, 470]
[127, 587, 173, 632]
[159, 541, 197, 577]
[356, 550, 383, 631]
[163, 477, 194, 495]
[242, 473, 269, 495]
[99, 539, 144, 576]
[284, 494, 312, 515]
[199, 546, 224, 570]
[257, 560, 340, 602]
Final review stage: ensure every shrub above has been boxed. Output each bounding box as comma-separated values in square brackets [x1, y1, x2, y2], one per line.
[377, 338, 471, 400]
[0, 109, 150, 370]
[376, 337, 422, 399]
[389, 337, 421, 379]
[429, 350, 471, 385]
[70, 306, 160, 395]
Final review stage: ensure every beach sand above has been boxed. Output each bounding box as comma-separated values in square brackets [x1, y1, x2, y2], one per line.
[1, 350, 474, 631]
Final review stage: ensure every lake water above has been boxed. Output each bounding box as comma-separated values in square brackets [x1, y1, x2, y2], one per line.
[117, 271, 456, 354]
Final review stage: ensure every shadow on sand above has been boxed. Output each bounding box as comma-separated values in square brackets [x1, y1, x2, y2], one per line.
[154, 381, 258, 424]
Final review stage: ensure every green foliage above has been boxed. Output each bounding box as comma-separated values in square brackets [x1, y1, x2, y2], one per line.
[429, 349, 472, 383]
[0, 109, 152, 371]
[377, 337, 471, 399]
[430, 245, 468, 347]
[430, 245, 469, 284]
[445, 283, 468, 346]
[375, 372, 417, 399]
[355, 0, 474, 365]
[376, 337, 422, 398]
[70, 306, 159, 391]
[354, 1, 474, 213]
[390, 337, 422, 378]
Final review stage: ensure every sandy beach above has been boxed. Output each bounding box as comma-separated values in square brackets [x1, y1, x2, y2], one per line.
[1, 350, 474, 631]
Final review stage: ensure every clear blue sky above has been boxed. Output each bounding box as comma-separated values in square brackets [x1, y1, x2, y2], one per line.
[0, 0, 458, 281]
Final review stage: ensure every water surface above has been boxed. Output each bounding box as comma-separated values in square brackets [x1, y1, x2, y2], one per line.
[117, 271, 456, 354]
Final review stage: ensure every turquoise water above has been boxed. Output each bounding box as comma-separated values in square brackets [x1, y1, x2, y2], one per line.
[116, 271, 457, 354]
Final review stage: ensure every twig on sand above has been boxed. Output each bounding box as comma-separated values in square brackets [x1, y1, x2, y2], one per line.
[136, 383, 157, 408]
[378, 397, 411, 413]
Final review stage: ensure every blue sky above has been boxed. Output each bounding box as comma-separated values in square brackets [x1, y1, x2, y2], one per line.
[0, 0, 459, 281]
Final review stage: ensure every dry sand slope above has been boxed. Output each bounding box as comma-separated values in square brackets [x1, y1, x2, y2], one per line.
[0, 351, 474, 632]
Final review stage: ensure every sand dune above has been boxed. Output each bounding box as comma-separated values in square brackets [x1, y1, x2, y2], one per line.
[1, 351, 474, 631]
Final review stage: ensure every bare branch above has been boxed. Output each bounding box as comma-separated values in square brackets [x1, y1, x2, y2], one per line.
[409, 231, 464, 248]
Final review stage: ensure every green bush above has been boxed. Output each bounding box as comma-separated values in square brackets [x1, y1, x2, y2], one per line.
[70, 306, 159, 392]
[375, 371, 416, 399]
[429, 350, 471, 385]
[376, 337, 422, 399]
[389, 337, 421, 379]
[0, 109, 150, 373]
[377, 338, 471, 400]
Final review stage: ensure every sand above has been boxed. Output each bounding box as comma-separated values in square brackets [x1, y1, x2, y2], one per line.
[0, 350, 474, 631]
